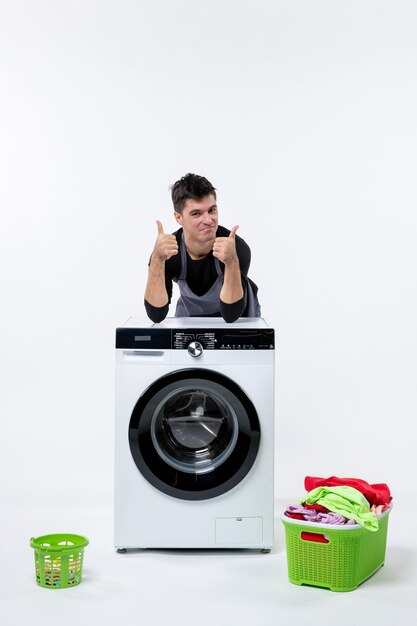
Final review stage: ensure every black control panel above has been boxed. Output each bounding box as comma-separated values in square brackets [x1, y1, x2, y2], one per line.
[116, 328, 274, 350]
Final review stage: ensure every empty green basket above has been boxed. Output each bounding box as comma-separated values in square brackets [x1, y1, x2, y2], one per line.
[281, 508, 390, 592]
[30, 534, 89, 589]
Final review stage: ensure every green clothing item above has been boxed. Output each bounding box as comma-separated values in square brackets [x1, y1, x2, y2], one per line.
[303, 485, 379, 531]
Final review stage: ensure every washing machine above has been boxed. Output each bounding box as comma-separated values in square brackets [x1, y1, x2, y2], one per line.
[114, 316, 275, 551]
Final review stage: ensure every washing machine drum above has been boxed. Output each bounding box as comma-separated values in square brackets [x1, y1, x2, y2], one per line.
[129, 369, 261, 500]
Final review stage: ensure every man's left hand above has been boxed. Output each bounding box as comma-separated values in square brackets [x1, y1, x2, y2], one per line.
[212, 225, 239, 265]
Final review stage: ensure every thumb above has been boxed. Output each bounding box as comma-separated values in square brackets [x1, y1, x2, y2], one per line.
[156, 220, 165, 235]
[229, 225, 239, 238]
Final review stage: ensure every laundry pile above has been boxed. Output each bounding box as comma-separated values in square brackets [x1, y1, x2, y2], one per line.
[284, 475, 392, 532]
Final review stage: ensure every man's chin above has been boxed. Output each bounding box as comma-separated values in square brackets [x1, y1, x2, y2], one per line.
[199, 234, 216, 245]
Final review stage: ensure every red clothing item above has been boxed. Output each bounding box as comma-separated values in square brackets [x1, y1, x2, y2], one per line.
[302, 503, 330, 513]
[301, 531, 329, 544]
[304, 475, 392, 506]
[284, 512, 305, 520]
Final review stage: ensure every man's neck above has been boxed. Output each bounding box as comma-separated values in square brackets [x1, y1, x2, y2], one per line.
[183, 233, 215, 260]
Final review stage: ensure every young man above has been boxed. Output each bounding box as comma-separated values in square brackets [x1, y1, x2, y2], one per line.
[144, 173, 260, 323]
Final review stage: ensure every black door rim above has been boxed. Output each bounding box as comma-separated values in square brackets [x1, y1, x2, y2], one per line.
[128, 368, 261, 500]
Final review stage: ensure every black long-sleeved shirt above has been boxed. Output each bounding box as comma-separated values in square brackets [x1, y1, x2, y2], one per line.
[144, 225, 257, 323]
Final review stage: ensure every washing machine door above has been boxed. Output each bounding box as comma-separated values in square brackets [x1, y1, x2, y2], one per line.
[129, 368, 260, 500]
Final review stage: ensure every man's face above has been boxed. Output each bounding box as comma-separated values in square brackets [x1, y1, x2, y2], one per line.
[174, 194, 218, 245]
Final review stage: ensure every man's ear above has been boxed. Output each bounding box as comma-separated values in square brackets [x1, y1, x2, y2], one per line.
[174, 211, 182, 225]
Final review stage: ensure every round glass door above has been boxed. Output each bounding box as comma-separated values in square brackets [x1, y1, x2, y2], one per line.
[151, 385, 239, 474]
[129, 369, 260, 500]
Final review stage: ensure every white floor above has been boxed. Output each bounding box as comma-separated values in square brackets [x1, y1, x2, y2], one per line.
[2, 497, 416, 626]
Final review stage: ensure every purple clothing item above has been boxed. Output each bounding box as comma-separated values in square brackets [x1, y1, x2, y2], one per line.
[316, 512, 350, 525]
[285, 505, 355, 525]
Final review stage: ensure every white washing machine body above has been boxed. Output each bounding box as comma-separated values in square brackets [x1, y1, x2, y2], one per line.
[114, 317, 275, 550]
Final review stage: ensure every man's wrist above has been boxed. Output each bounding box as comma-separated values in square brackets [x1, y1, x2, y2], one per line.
[149, 254, 166, 271]
[223, 256, 239, 269]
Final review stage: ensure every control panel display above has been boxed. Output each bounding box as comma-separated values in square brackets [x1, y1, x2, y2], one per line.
[173, 332, 216, 350]
[116, 327, 274, 350]
[173, 329, 274, 350]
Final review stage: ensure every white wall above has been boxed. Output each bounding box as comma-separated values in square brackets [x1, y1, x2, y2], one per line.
[1, 0, 416, 508]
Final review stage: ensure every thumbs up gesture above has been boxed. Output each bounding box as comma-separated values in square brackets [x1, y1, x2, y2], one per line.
[212, 225, 239, 265]
[153, 220, 179, 261]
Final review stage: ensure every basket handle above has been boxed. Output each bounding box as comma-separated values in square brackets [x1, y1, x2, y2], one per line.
[301, 531, 329, 544]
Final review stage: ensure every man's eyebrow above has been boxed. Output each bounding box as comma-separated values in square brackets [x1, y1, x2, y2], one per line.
[191, 204, 217, 212]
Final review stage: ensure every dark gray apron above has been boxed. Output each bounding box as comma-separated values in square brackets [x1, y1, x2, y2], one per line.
[174, 233, 259, 318]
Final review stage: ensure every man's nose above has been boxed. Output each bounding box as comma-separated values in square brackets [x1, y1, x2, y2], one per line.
[202, 213, 213, 224]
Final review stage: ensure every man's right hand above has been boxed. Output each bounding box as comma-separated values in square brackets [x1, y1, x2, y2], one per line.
[152, 220, 178, 261]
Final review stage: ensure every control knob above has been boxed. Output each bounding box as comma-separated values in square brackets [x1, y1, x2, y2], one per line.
[187, 341, 203, 358]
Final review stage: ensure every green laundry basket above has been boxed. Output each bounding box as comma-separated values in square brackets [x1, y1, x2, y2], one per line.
[281, 508, 391, 592]
[30, 534, 89, 589]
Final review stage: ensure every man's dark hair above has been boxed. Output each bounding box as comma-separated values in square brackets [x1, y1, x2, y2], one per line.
[170, 173, 217, 214]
